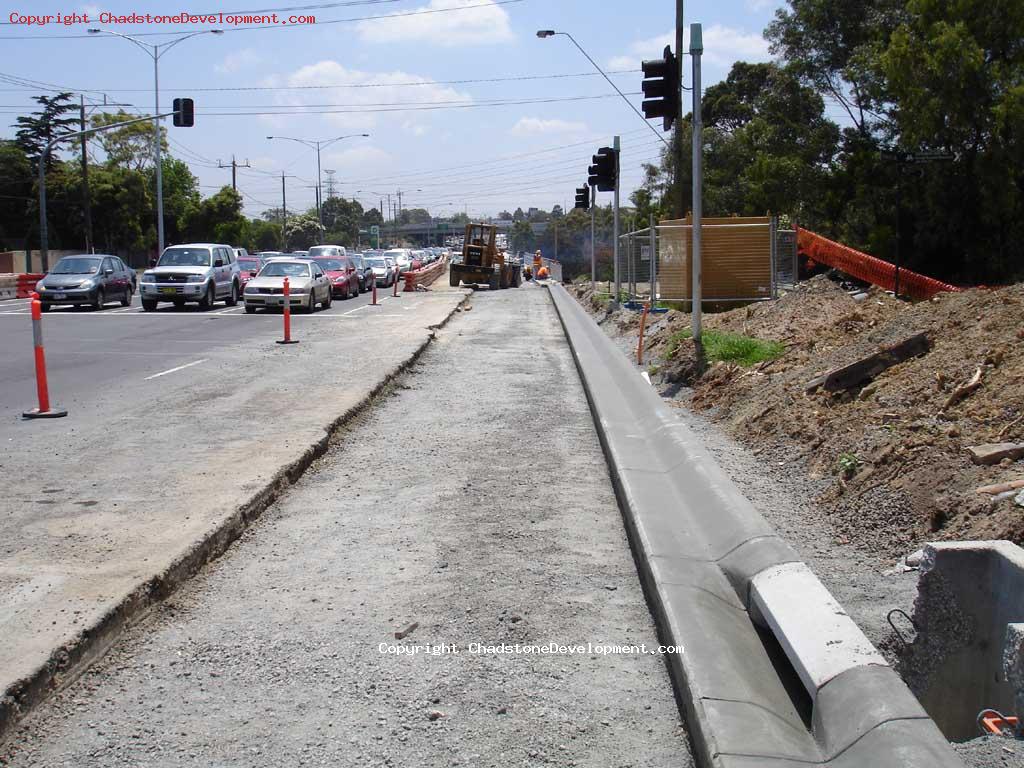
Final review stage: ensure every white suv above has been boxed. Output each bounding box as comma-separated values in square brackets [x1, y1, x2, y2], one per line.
[140, 243, 242, 311]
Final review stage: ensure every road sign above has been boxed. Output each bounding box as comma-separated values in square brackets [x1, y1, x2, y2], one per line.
[370, 225, 380, 235]
[438, 223, 449, 231]
[640, 245, 651, 262]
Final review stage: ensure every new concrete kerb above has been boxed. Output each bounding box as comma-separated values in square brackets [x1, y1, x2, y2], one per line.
[547, 282, 963, 768]
[0, 291, 471, 745]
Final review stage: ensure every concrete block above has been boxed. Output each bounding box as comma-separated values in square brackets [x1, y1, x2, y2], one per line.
[751, 562, 887, 698]
[718, 536, 800, 609]
[703, 697, 817, 762]
[814, 665, 929, 757]
[828, 718, 963, 768]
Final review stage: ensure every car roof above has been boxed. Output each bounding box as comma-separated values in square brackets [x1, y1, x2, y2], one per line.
[165, 243, 229, 248]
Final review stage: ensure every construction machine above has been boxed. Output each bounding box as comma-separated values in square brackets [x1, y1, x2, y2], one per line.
[450, 223, 520, 289]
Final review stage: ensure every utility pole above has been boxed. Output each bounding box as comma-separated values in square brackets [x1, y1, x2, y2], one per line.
[613, 134, 621, 308]
[676, 0, 685, 218]
[554, 220, 558, 261]
[690, 24, 703, 342]
[218, 155, 251, 192]
[281, 172, 288, 250]
[79, 95, 93, 254]
[590, 185, 596, 284]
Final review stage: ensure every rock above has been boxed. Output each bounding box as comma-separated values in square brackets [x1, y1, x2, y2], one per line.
[395, 621, 419, 640]
[427, 710, 444, 721]
[905, 549, 924, 568]
[509, 615, 522, 623]
[1015, 490, 1024, 508]
[603, 585, 617, 591]
[966, 443, 1024, 466]
[496, 706, 507, 715]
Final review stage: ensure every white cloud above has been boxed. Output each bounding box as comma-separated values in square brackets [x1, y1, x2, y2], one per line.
[81, 4, 101, 17]
[356, 0, 514, 46]
[322, 145, 398, 181]
[215, 48, 261, 74]
[260, 60, 473, 131]
[608, 25, 770, 71]
[509, 117, 587, 136]
[746, 0, 777, 10]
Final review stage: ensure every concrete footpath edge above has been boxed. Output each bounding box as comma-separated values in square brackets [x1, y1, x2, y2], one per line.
[0, 292, 471, 745]
[547, 282, 963, 768]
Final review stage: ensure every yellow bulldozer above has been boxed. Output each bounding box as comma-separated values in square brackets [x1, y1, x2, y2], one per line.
[450, 223, 520, 289]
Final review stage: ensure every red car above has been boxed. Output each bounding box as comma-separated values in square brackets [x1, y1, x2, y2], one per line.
[314, 256, 360, 299]
[237, 255, 267, 293]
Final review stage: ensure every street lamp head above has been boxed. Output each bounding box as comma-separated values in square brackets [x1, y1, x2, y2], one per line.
[536, 30, 556, 38]
[266, 136, 275, 140]
[360, 133, 370, 137]
[87, 28, 101, 34]
[210, 29, 225, 35]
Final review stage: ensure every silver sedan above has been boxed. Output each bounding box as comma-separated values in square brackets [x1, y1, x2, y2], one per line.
[243, 259, 332, 313]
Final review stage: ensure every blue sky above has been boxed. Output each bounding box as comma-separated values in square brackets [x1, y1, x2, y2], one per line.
[0, 0, 818, 219]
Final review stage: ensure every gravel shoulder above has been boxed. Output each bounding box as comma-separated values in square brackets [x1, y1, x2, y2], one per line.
[0, 284, 691, 768]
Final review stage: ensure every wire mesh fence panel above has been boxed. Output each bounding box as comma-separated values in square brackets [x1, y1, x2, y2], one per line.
[775, 229, 798, 290]
[617, 228, 659, 302]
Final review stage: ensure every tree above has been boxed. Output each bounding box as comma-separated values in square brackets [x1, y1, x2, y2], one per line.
[283, 213, 321, 250]
[551, 204, 564, 220]
[0, 141, 33, 247]
[321, 197, 364, 245]
[512, 207, 525, 221]
[509, 220, 535, 253]
[249, 218, 282, 251]
[450, 211, 470, 225]
[158, 157, 200, 247]
[361, 207, 384, 226]
[12, 92, 78, 170]
[498, 210, 512, 220]
[91, 110, 167, 171]
[396, 207, 431, 225]
[181, 186, 247, 244]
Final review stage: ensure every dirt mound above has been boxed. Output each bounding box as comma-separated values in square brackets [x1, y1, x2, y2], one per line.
[572, 277, 1024, 557]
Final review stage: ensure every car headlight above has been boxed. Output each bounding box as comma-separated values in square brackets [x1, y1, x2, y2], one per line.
[186, 274, 206, 283]
[333, 276, 346, 283]
[141, 272, 157, 283]
[290, 286, 310, 294]
[79, 279, 95, 289]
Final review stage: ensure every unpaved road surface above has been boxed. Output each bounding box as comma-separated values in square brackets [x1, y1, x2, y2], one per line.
[1, 285, 691, 767]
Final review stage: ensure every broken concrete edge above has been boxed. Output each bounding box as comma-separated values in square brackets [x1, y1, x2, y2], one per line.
[547, 283, 964, 767]
[0, 291, 471, 746]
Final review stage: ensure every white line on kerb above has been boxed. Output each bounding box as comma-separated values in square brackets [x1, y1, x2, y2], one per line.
[144, 358, 209, 381]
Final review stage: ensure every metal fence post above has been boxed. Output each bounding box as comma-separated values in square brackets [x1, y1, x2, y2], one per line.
[649, 215, 657, 302]
[769, 215, 777, 299]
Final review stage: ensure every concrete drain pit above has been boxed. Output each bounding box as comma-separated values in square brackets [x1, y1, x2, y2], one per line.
[896, 541, 1024, 742]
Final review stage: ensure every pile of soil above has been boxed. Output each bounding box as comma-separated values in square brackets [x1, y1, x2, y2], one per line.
[571, 277, 1024, 558]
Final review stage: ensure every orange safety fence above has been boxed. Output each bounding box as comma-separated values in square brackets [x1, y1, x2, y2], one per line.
[16, 273, 45, 299]
[795, 227, 960, 300]
[403, 256, 448, 292]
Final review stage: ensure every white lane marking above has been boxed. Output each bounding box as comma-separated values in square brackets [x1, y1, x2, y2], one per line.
[110, 306, 136, 313]
[144, 358, 208, 381]
[213, 306, 244, 315]
[341, 303, 371, 316]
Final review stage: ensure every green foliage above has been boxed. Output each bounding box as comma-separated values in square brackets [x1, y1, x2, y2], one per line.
[666, 327, 784, 366]
[321, 197, 364, 246]
[284, 213, 322, 250]
[509, 220, 535, 253]
[91, 111, 167, 171]
[836, 452, 862, 476]
[12, 92, 78, 170]
[181, 186, 246, 244]
[0, 141, 33, 245]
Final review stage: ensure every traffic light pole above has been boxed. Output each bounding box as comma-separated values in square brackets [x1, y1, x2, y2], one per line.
[590, 185, 596, 284]
[613, 134, 621, 309]
[690, 24, 703, 342]
[676, 0, 685, 219]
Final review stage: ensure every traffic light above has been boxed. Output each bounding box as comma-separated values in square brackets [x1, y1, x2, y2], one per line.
[172, 98, 194, 127]
[574, 186, 589, 210]
[641, 45, 678, 131]
[588, 147, 617, 192]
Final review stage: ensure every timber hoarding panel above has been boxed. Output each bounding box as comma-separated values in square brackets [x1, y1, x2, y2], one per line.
[658, 216, 773, 301]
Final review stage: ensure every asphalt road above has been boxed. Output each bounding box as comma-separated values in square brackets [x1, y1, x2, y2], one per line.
[0, 283, 399, 421]
[0, 284, 692, 767]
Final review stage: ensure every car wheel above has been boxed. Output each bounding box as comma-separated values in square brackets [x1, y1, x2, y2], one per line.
[92, 288, 105, 310]
[352, 280, 360, 297]
[198, 283, 214, 310]
[324, 290, 332, 309]
[226, 282, 239, 307]
[304, 295, 315, 314]
[142, 299, 157, 311]
[245, 304, 256, 314]
[120, 287, 132, 307]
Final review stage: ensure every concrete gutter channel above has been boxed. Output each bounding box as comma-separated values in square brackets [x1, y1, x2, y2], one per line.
[547, 282, 964, 767]
[0, 289, 470, 745]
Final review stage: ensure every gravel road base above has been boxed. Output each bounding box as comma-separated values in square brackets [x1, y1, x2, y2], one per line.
[0, 285, 691, 768]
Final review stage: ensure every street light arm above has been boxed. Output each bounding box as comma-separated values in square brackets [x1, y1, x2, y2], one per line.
[156, 29, 224, 59]
[88, 28, 154, 56]
[268, 136, 317, 150]
[320, 133, 370, 151]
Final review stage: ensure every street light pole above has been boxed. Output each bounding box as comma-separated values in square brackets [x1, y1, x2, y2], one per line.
[88, 28, 223, 256]
[267, 133, 369, 244]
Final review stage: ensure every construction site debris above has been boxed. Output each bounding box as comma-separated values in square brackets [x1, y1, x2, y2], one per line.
[967, 444, 1024, 466]
[805, 332, 930, 394]
[571, 275, 1024, 555]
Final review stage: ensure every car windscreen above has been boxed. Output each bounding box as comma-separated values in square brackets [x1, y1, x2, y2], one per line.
[159, 248, 212, 267]
[238, 259, 261, 270]
[314, 258, 345, 271]
[308, 246, 341, 258]
[366, 258, 386, 268]
[259, 262, 310, 277]
[51, 257, 101, 275]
